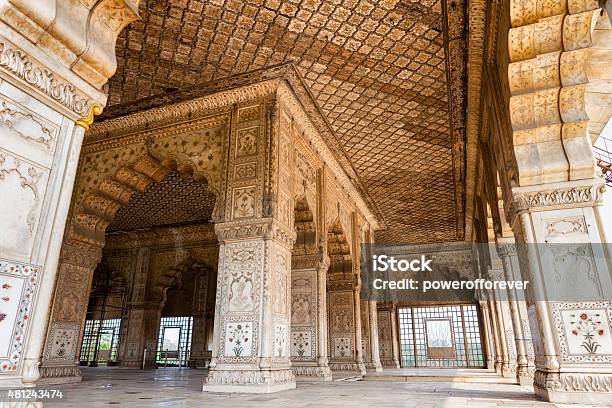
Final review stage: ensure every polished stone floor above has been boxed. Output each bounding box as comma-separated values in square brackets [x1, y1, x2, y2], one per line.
[41, 367, 604, 408]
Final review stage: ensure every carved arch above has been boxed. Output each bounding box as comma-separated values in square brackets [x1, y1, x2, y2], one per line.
[154, 256, 211, 305]
[71, 151, 218, 246]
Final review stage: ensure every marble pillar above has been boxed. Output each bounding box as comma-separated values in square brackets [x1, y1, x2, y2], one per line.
[367, 300, 383, 372]
[507, 1, 612, 402]
[120, 303, 163, 369]
[0, 0, 136, 388]
[486, 289, 503, 374]
[377, 303, 400, 368]
[190, 266, 214, 368]
[497, 237, 535, 386]
[203, 221, 295, 393]
[203, 100, 296, 393]
[479, 299, 496, 370]
[290, 255, 332, 381]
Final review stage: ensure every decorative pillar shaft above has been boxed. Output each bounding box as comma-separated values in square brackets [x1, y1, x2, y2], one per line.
[390, 303, 401, 368]
[0, 1, 136, 388]
[497, 237, 535, 386]
[506, 1, 612, 402]
[368, 300, 383, 372]
[486, 289, 503, 373]
[377, 303, 399, 368]
[479, 299, 496, 370]
[290, 255, 332, 381]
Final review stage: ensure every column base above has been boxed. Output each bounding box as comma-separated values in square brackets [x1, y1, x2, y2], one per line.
[202, 368, 296, 394]
[292, 364, 333, 381]
[329, 362, 366, 377]
[189, 358, 211, 368]
[516, 366, 533, 386]
[501, 363, 516, 378]
[37, 365, 82, 385]
[534, 370, 612, 405]
[381, 359, 400, 369]
[364, 361, 383, 372]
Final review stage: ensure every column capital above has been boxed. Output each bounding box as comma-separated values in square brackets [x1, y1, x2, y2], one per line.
[510, 178, 606, 221]
[214, 218, 296, 247]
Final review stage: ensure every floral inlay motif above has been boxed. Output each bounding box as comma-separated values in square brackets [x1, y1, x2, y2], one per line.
[567, 311, 607, 354]
[225, 322, 253, 357]
[292, 332, 309, 357]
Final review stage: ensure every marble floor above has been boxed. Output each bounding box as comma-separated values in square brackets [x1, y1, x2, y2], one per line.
[40, 367, 605, 408]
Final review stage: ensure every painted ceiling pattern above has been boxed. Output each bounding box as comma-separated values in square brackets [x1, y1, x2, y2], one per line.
[106, 0, 466, 243]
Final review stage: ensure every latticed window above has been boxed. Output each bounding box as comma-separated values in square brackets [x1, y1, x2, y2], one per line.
[398, 305, 485, 368]
[80, 319, 122, 365]
[156, 316, 193, 366]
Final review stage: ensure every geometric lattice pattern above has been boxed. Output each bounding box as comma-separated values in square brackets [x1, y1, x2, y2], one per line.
[107, 0, 462, 243]
[398, 305, 484, 368]
[107, 171, 216, 232]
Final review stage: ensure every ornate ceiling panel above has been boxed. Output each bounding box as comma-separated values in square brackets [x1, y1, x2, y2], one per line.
[106, 0, 466, 243]
[108, 171, 216, 232]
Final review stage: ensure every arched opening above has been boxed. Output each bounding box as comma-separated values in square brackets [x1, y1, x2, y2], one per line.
[40, 152, 220, 382]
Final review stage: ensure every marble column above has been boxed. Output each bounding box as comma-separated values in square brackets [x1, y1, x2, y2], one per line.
[488, 254, 518, 378]
[190, 266, 214, 368]
[290, 254, 332, 381]
[389, 303, 401, 368]
[353, 287, 366, 375]
[377, 303, 400, 368]
[479, 299, 496, 370]
[120, 303, 163, 369]
[486, 289, 503, 373]
[506, 2, 612, 403]
[203, 221, 295, 393]
[203, 100, 296, 393]
[0, 1, 136, 388]
[497, 237, 535, 386]
[367, 300, 383, 372]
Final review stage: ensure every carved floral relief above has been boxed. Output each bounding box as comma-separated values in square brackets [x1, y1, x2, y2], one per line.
[224, 321, 253, 357]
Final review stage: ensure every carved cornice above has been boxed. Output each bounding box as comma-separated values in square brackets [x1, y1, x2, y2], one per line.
[0, 41, 95, 116]
[214, 218, 295, 247]
[105, 223, 217, 250]
[88, 79, 279, 140]
[512, 179, 605, 214]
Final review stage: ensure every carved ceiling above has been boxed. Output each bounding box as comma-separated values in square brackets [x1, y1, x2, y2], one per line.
[106, 0, 467, 243]
[107, 171, 216, 232]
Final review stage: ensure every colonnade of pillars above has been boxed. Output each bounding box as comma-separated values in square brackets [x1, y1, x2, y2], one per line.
[0, 0, 610, 404]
